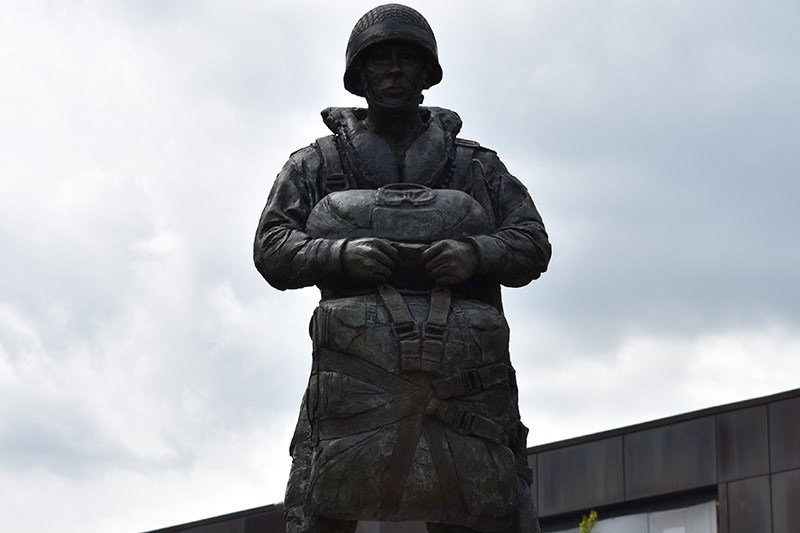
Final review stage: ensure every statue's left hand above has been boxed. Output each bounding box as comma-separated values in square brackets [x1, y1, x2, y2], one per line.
[421, 239, 479, 285]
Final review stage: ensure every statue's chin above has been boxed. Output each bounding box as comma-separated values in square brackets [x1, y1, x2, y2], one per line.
[367, 99, 419, 116]
[365, 88, 422, 115]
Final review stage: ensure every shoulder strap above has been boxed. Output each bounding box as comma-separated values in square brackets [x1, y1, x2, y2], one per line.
[453, 138, 479, 190]
[453, 138, 497, 229]
[315, 135, 349, 193]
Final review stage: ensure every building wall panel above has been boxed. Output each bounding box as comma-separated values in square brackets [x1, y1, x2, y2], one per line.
[771, 469, 800, 533]
[538, 437, 624, 516]
[624, 417, 716, 499]
[727, 476, 771, 533]
[716, 405, 769, 482]
[769, 397, 800, 472]
[244, 510, 283, 533]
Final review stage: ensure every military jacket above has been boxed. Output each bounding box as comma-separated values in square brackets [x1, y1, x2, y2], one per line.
[254, 106, 550, 309]
[255, 106, 550, 530]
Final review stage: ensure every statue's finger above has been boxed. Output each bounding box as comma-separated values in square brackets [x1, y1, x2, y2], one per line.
[371, 250, 397, 270]
[420, 241, 447, 262]
[371, 263, 391, 279]
[381, 246, 400, 264]
[372, 239, 400, 261]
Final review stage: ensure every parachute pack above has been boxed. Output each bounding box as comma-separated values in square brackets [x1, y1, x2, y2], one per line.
[305, 185, 520, 529]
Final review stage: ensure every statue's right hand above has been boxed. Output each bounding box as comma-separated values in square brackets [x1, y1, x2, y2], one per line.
[342, 237, 399, 282]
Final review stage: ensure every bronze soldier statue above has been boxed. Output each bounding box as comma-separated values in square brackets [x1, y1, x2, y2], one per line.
[254, 4, 551, 532]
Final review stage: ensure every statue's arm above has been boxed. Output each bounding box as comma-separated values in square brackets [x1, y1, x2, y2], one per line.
[253, 149, 347, 290]
[467, 153, 552, 287]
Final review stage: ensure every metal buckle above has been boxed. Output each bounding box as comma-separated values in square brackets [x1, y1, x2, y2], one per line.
[461, 370, 482, 395]
[395, 321, 417, 339]
[324, 173, 347, 193]
[455, 409, 475, 433]
[423, 322, 445, 341]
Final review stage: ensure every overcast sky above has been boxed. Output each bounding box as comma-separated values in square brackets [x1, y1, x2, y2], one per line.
[1, 1, 798, 532]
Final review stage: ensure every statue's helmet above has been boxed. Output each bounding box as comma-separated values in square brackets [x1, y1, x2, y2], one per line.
[344, 4, 443, 97]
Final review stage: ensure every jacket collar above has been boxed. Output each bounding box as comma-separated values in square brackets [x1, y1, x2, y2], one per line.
[321, 107, 463, 189]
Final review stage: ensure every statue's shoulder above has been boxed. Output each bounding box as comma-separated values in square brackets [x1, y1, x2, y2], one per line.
[280, 142, 326, 183]
[288, 142, 323, 164]
[454, 137, 498, 167]
[455, 137, 510, 173]
[311, 134, 339, 163]
[284, 134, 349, 194]
[452, 137, 500, 184]
[454, 137, 496, 155]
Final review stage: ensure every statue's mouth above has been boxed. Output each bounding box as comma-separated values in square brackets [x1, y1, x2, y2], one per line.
[380, 86, 408, 96]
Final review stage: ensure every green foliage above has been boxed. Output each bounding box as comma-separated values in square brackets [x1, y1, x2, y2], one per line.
[579, 509, 598, 533]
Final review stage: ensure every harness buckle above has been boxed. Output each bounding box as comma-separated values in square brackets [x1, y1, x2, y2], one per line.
[455, 409, 475, 433]
[423, 322, 445, 341]
[461, 369, 482, 394]
[394, 321, 417, 339]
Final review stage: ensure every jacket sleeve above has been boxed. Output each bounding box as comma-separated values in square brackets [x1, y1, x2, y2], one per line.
[253, 147, 347, 290]
[466, 152, 552, 288]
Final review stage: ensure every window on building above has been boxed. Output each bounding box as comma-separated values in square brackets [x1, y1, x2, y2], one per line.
[547, 500, 717, 533]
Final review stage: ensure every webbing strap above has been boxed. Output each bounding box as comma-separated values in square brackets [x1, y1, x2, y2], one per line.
[431, 362, 511, 400]
[426, 398, 509, 447]
[419, 288, 451, 374]
[317, 390, 510, 447]
[377, 285, 416, 325]
[315, 347, 425, 442]
[453, 141, 496, 229]
[379, 285, 452, 375]
[378, 285, 419, 371]
[315, 348, 509, 447]
[422, 418, 466, 518]
[453, 140, 476, 191]
[426, 288, 451, 328]
[316, 388, 429, 440]
[316, 347, 417, 396]
[315, 136, 348, 193]
[379, 413, 426, 516]
[314, 345, 510, 514]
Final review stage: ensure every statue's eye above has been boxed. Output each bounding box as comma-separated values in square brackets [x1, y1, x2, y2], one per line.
[399, 53, 420, 64]
[368, 51, 390, 67]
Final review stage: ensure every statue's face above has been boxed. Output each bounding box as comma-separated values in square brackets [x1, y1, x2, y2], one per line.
[360, 41, 427, 108]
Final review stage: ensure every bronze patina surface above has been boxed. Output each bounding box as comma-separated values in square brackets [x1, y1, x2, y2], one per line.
[254, 5, 551, 532]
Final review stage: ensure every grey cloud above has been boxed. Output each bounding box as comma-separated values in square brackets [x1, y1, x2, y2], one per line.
[483, 1, 800, 341]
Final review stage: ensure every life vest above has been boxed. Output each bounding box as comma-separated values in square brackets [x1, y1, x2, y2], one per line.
[304, 185, 518, 530]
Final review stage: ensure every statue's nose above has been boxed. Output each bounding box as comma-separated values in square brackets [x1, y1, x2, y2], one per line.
[387, 54, 403, 72]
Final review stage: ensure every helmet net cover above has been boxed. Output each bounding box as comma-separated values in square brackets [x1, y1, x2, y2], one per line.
[344, 4, 443, 97]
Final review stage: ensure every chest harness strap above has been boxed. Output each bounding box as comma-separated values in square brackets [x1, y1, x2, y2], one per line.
[378, 285, 451, 375]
